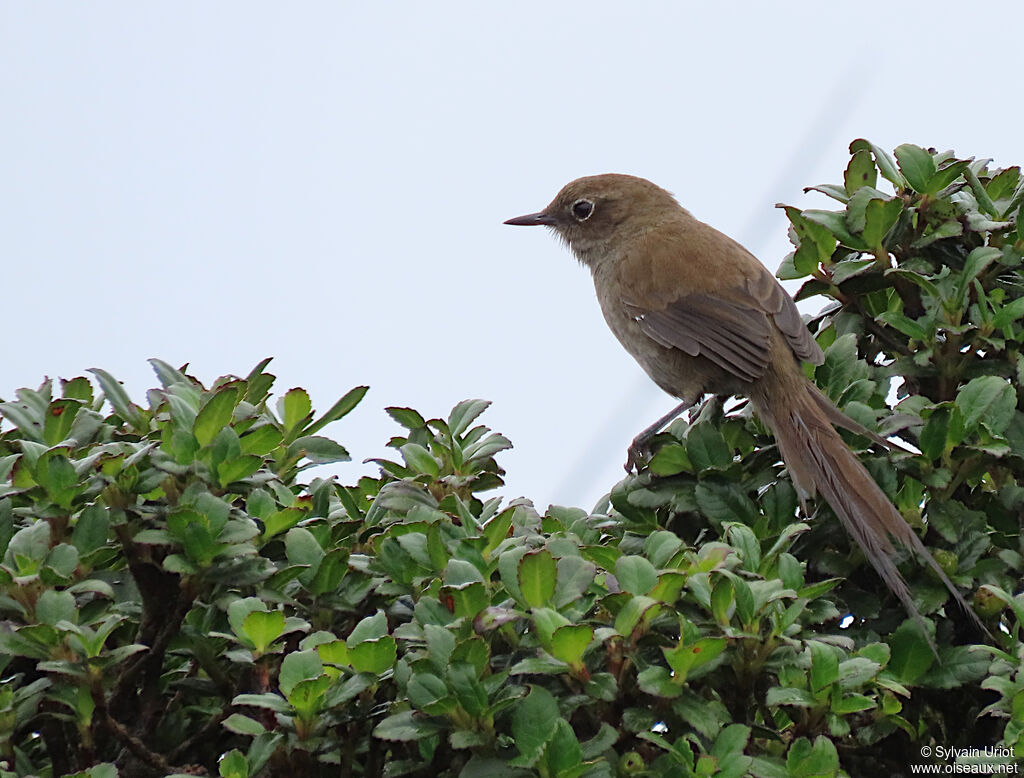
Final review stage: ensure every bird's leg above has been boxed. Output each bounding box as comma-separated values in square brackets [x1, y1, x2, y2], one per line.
[625, 398, 696, 472]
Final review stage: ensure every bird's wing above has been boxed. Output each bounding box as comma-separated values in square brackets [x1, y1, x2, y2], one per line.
[621, 263, 823, 384]
[745, 266, 824, 365]
[623, 293, 772, 382]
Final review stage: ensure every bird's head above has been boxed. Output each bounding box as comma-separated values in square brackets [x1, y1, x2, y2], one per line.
[504, 173, 683, 265]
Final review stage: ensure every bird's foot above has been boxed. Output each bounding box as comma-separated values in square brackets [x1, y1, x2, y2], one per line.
[624, 436, 653, 473]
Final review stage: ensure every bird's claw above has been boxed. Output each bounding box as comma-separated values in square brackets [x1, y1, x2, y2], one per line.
[624, 440, 651, 473]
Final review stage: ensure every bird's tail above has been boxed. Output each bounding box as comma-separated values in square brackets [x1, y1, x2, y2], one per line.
[750, 372, 985, 645]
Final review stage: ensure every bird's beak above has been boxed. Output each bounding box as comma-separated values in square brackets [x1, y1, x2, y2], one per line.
[504, 211, 558, 227]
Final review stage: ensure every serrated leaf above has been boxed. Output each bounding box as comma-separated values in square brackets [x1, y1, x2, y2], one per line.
[956, 376, 1016, 435]
[695, 481, 758, 527]
[686, 423, 732, 470]
[511, 686, 560, 763]
[448, 399, 490, 439]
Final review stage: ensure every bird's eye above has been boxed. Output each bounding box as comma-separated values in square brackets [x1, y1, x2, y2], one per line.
[571, 199, 594, 221]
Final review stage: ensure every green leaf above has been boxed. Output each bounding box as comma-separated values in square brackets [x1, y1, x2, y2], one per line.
[242, 610, 285, 655]
[401, 443, 439, 478]
[766, 686, 816, 707]
[511, 686, 560, 763]
[786, 736, 839, 778]
[242, 358, 276, 403]
[239, 425, 284, 456]
[539, 718, 584, 776]
[648, 443, 691, 476]
[802, 208, 868, 251]
[712, 724, 752, 777]
[781, 206, 837, 272]
[614, 595, 661, 637]
[927, 159, 971, 193]
[148, 358, 190, 388]
[219, 749, 248, 778]
[518, 549, 556, 607]
[373, 710, 442, 741]
[278, 650, 323, 697]
[286, 435, 350, 465]
[386, 406, 427, 429]
[876, 312, 930, 341]
[893, 144, 936, 193]
[279, 388, 312, 432]
[348, 637, 397, 674]
[965, 165, 1001, 217]
[918, 645, 989, 689]
[304, 385, 368, 436]
[862, 197, 903, 249]
[407, 672, 450, 711]
[232, 692, 290, 713]
[695, 481, 758, 527]
[228, 597, 269, 640]
[805, 183, 850, 203]
[36, 589, 76, 626]
[88, 368, 146, 430]
[832, 693, 876, 715]
[444, 558, 484, 586]
[686, 423, 732, 470]
[955, 376, 1016, 434]
[663, 638, 727, 683]
[887, 619, 935, 684]
[844, 149, 877, 194]
[809, 642, 839, 693]
[44, 399, 81, 446]
[448, 662, 488, 716]
[918, 407, 950, 460]
[448, 399, 490, 438]
[218, 455, 263, 486]
[958, 246, 1001, 303]
[830, 258, 874, 285]
[194, 386, 240, 447]
[992, 296, 1024, 329]
[285, 527, 325, 573]
[222, 713, 266, 736]
[72, 504, 110, 554]
[838, 655, 883, 689]
[553, 555, 597, 607]
[615, 555, 658, 596]
[347, 611, 389, 646]
[6, 521, 51, 571]
[550, 624, 594, 667]
[849, 139, 906, 189]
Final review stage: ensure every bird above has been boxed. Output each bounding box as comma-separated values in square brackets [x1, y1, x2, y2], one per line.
[505, 173, 985, 644]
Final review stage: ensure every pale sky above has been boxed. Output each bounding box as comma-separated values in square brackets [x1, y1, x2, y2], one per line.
[3, 3, 1022, 510]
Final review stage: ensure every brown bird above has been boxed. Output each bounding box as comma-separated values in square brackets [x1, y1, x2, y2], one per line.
[505, 173, 983, 643]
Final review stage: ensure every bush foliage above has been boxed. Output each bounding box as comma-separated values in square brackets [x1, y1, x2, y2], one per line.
[2, 141, 1024, 777]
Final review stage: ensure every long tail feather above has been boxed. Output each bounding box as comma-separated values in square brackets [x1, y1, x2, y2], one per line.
[753, 378, 988, 649]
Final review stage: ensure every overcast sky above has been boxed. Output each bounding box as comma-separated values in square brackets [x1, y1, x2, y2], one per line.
[3, 3, 1022, 511]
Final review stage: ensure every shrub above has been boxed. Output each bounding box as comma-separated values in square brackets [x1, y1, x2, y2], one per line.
[1, 141, 1023, 777]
